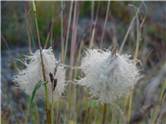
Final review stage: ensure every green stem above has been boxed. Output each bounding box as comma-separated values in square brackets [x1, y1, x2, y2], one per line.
[102, 103, 107, 124]
[128, 91, 133, 122]
[44, 83, 51, 124]
[32, 1, 51, 124]
[64, 1, 73, 62]
[51, 86, 54, 124]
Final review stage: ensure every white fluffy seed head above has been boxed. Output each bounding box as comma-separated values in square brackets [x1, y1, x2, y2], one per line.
[13, 48, 66, 101]
[78, 49, 140, 104]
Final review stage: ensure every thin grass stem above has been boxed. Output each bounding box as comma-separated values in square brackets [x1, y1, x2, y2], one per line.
[102, 103, 107, 124]
[100, 1, 110, 48]
[64, 1, 73, 62]
[32, 1, 51, 124]
[89, 3, 100, 48]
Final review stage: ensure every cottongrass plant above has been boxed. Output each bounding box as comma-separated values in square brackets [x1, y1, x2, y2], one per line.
[78, 49, 140, 104]
[14, 48, 66, 101]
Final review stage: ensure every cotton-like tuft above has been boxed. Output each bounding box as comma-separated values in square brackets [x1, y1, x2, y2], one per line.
[78, 49, 140, 104]
[13, 48, 66, 101]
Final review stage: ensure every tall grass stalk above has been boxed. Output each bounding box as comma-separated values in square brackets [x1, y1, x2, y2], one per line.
[73, 41, 84, 123]
[32, 1, 51, 124]
[61, 1, 65, 63]
[89, 2, 99, 48]
[44, 18, 54, 49]
[100, 1, 110, 48]
[89, 1, 94, 45]
[91, 1, 94, 26]
[100, 2, 110, 123]
[160, 80, 166, 103]
[134, 14, 141, 62]
[127, 5, 143, 122]
[127, 91, 133, 122]
[68, 2, 79, 122]
[119, 5, 141, 54]
[102, 103, 107, 124]
[25, 4, 32, 54]
[64, 1, 73, 63]
[51, 84, 54, 124]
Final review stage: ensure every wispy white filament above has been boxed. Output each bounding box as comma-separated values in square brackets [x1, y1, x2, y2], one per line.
[78, 49, 140, 103]
[14, 48, 66, 101]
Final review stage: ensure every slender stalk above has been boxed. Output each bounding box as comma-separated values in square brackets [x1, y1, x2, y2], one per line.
[127, 91, 133, 122]
[70, 1, 78, 67]
[160, 80, 166, 103]
[44, 18, 54, 49]
[34, 102, 40, 124]
[64, 1, 73, 62]
[87, 107, 91, 124]
[24, 3, 32, 54]
[73, 41, 84, 123]
[68, 2, 79, 122]
[119, 6, 141, 54]
[51, 85, 54, 124]
[32, 1, 41, 49]
[32, 1, 51, 124]
[44, 83, 51, 124]
[91, 1, 94, 23]
[100, 1, 110, 48]
[119, 16, 136, 54]
[25, 99, 40, 124]
[89, 3, 100, 48]
[25, 98, 31, 124]
[102, 103, 107, 124]
[128, 6, 144, 122]
[61, 1, 65, 63]
[127, 13, 140, 123]
[89, 1, 94, 41]
[134, 15, 141, 62]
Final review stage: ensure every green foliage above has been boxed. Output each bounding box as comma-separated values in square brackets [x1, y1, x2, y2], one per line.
[25, 80, 46, 124]
[80, 1, 92, 17]
[89, 100, 98, 108]
[30, 80, 45, 106]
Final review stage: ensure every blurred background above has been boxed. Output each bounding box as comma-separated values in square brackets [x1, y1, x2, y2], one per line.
[1, 1, 166, 124]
